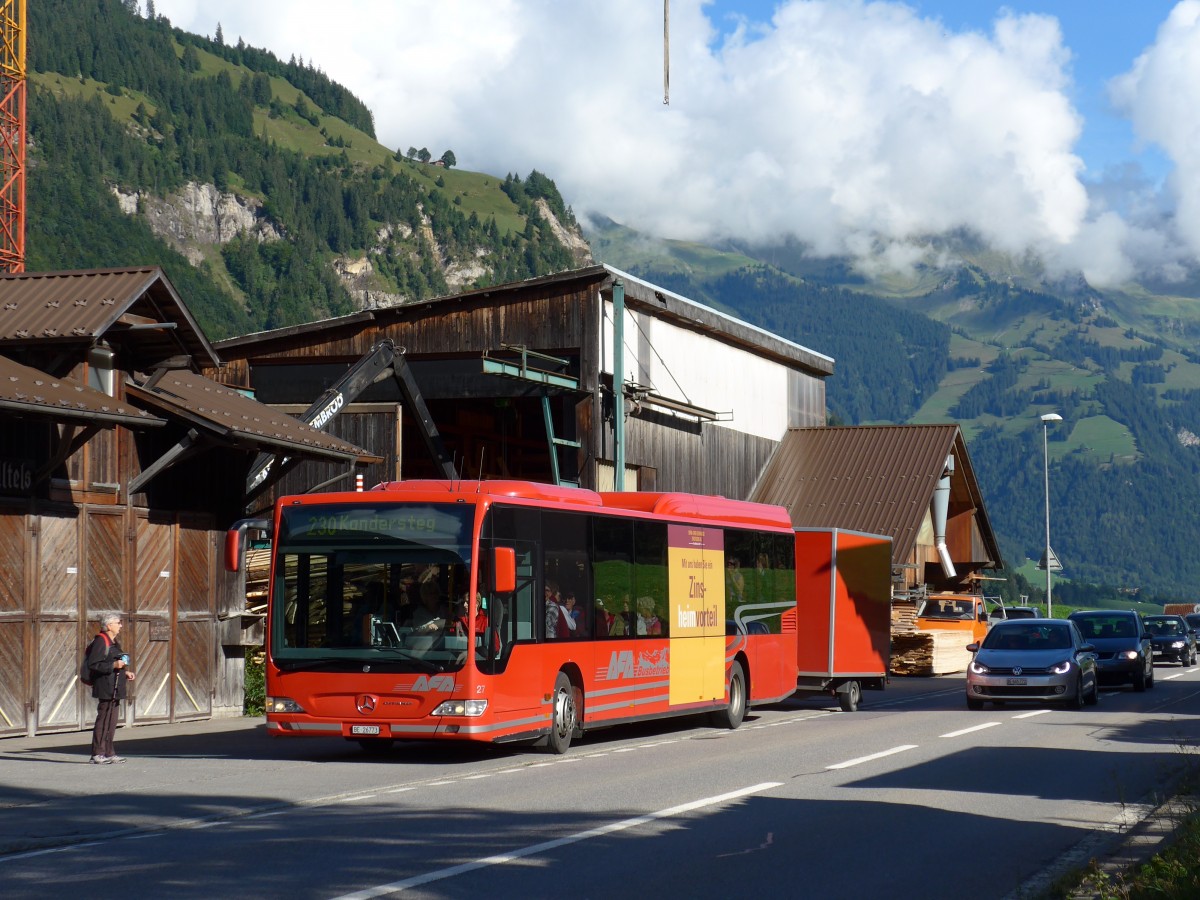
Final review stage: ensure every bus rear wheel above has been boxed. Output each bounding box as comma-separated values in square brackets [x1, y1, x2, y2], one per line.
[547, 672, 578, 754]
[710, 660, 746, 730]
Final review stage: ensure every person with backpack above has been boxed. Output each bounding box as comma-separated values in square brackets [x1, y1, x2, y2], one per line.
[84, 613, 135, 764]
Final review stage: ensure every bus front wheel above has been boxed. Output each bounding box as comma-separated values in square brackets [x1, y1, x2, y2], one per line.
[711, 660, 746, 730]
[547, 672, 578, 754]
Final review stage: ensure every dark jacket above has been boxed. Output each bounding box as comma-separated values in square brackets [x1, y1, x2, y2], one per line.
[85, 633, 127, 701]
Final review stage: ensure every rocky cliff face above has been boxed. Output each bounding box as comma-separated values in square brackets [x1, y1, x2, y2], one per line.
[114, 180, 593, 310]
[113, 182, 281, 266]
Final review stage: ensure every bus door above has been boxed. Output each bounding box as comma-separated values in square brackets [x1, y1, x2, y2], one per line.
[478, 537, 539, 710]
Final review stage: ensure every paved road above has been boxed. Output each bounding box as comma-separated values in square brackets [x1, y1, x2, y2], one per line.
[3, 668, 1198, 899]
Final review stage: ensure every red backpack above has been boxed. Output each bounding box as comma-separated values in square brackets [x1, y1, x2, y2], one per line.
[79, 632, 112, 686]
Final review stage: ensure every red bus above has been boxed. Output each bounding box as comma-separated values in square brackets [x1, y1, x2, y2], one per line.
[228, 480, 800, 752]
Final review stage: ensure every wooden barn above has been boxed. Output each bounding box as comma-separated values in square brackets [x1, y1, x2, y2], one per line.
[749, 424, 1004, 598]
[210, 264, 834, 508]
[0, 268, 375, 738]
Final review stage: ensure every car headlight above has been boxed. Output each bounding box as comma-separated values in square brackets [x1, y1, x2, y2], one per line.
[1120, 650, 1139, 660]
[1170, 641, 1185, 649]
[431, 699, 488, 717]
[969, 660, 990, 675]
[265, 696, 306, 713]
[1050, 660, 1072, 675]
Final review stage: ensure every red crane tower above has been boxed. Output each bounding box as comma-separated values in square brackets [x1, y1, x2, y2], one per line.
[0, 0, 24, 273]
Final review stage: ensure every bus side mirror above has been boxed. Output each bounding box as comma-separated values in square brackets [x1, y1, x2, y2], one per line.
[492, 547, 516, 593]
[225, 517, 270, 573]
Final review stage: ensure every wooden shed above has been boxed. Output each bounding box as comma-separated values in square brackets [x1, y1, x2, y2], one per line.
[210, 264, 834, 508]
[0, 268, 375, 738]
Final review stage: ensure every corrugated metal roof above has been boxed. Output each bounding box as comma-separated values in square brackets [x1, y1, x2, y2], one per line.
[0, 267, 218, 368]
[212, 264, 833, 377]
[749, 424, 976, 564]
[0, 354, 164, 427]
[125, 370, 380, 464]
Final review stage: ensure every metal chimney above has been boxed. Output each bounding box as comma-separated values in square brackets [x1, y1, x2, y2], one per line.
[932, 454, 956, 579]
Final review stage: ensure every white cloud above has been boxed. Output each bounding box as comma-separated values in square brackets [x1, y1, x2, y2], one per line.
[147, 1, 1196, 285]
[1110, 1, 1200, 259]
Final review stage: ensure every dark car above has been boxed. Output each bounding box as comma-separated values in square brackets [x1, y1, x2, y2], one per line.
[990, 605, 1040, 621]
[965, 619, 1097, 710]
[1186, 613, 1200, 633]
[1143, 615, 1197, 666]
[1067, 610, 1154, 691]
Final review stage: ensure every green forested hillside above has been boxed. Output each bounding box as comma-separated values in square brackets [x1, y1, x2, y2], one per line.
[590, 222, 1200, 602]
[26, 0, 581, 338]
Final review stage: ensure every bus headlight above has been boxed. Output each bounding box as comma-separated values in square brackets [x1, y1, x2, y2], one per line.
[266, 696, 306, 713]
[431, 699, 488, 717]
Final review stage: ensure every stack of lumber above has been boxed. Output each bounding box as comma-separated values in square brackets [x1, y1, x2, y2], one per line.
[1163, 603, 1199, 616]
[244, 548, 272, 608]
[891, 599, 919, 635]
[890, 629, 974, 676]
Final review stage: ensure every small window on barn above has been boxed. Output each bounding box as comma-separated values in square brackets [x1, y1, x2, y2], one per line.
[87, 343, 115, 397]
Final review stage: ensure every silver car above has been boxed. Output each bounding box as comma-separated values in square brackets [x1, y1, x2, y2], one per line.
[966, 619, 1098, 710]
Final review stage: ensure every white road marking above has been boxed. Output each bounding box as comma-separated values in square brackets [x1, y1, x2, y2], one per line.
[826, 745, 918, 770]
[329, 782, 784, 899]
[1163, 673, 1184, 681]
[941, 722, 1001, 738]
[1012, 709, 1052, 719]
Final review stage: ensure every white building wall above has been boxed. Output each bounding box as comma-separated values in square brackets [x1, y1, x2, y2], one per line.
[600, 300, 791, 442]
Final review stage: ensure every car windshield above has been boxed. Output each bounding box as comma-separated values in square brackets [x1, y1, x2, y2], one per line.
[983, 623, 1071, 651]
[1187, 615, 1200, 630]
[1071, 615, 1135, 640]
[1145, 619, 1184, 636]
[921, 599, 975, 620]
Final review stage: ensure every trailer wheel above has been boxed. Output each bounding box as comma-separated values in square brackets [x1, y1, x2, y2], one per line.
[546, 672, 578, 754]
[837, 680, 862, 712]
[710, 660, 746, 730]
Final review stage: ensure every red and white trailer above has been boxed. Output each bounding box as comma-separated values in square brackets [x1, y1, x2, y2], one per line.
[794, 528, 892, 711]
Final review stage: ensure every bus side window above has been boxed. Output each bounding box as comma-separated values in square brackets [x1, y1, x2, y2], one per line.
[593, 517, 634, 639]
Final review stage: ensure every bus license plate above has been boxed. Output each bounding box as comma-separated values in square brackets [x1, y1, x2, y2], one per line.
[1007, 678, 1027, 686]
[351, 725, 381, 735]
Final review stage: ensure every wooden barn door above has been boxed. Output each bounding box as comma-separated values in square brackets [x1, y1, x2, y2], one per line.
[33, 512, 82, 733]
[84, 507, 128, 731]
[133, 511, 174, 723]
[0, 509, 29, 736]
[174, 517, 214, 720]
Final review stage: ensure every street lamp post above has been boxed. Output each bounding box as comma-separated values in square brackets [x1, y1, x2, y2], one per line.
[1041, 412, 1062, 617]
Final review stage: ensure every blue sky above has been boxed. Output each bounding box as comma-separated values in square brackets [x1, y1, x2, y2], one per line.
[153, 1, 1200, 286]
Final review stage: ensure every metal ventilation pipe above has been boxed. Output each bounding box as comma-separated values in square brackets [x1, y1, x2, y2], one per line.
[932, 454, 956, 579]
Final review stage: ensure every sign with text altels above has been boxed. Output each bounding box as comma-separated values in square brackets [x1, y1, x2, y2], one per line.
[0, 459, 35, 496]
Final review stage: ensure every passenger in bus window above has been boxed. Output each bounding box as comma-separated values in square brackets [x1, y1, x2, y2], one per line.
[726, 558, 745, 603]
[564, 592, 583, 635]
[753, 553, 771, 602]
[616, 595, 634, 636]
[594, 598, 611, 638]
[637, 596, 662, 636]
[545, 581, 575, 639]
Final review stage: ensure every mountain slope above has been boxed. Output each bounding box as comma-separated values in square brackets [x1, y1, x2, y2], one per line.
[586, 218, 1200, 600]
[26, 0, 587, 339]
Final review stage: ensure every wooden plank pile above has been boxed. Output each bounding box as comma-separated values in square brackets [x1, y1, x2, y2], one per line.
[892, 599, 919, 635]
[890, 629, 974, 676]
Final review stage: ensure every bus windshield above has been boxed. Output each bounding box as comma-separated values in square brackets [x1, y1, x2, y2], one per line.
[271, 502, 476, 673]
